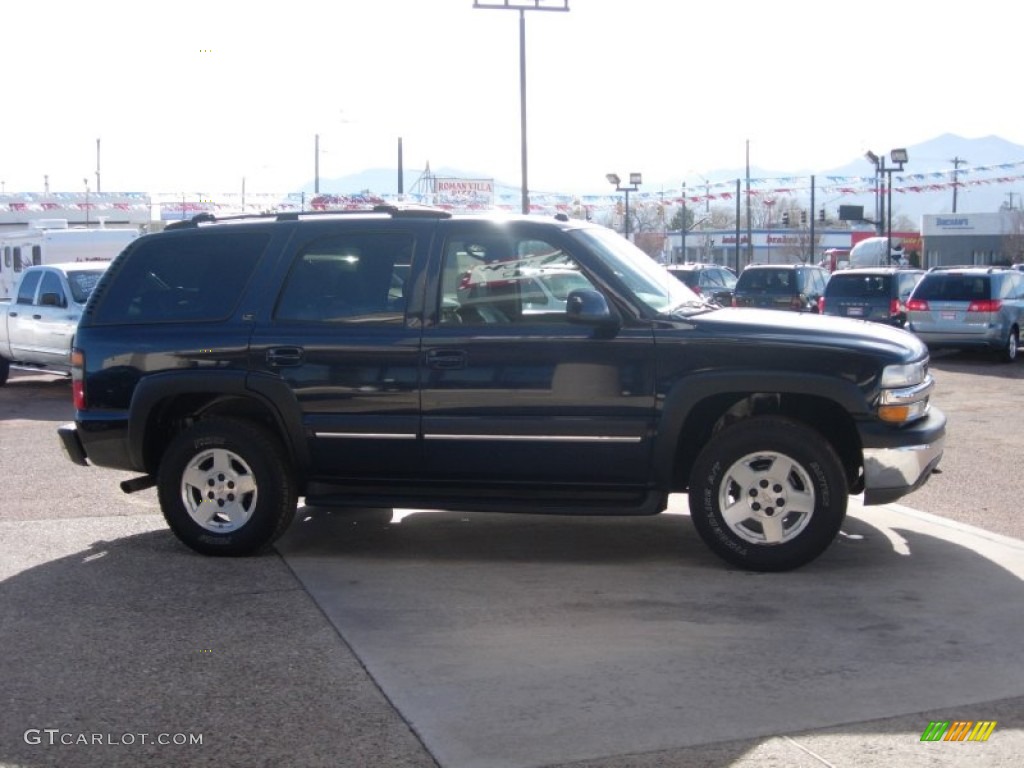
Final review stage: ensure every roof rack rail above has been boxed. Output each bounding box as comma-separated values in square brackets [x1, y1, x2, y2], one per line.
[927, 264, 1005, 272]
[166, 204, 455, 229]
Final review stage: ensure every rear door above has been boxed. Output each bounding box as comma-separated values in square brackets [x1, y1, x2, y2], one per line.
[248, 220, 428, 483]
[6, 269, 42, 357]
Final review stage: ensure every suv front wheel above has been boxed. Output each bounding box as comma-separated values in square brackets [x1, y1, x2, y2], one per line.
[157, 418, 297, 556]
[688, 416, 847, 571]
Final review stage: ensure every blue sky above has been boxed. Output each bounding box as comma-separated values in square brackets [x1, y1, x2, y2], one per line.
[2, 0, 1020, 195]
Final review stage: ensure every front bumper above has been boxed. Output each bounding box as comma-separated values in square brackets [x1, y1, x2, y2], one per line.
[859, 407, 946, 505]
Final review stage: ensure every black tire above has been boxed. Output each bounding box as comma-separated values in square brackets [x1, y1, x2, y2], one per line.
[0, 356, 9, 386]
[999, 328, 1018, 363]
[157, 418, 297, 556]
[688, 416, 847, 572]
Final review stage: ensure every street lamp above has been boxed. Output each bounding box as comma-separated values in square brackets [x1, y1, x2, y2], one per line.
[607, 172, 642, 241]
[865, 148, 909, 260]
[866, 148, 908, 261]
[474, 1, 570, 214]
[885, 149, 908, 262]
[864, 151, 882, 234]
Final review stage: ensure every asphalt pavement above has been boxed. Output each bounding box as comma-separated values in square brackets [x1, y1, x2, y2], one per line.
[1, 356, 1022, 768]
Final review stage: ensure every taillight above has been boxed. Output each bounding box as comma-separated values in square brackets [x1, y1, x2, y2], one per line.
[968, 299, 1002, 312]
[889, 298, 901, 317]
[71, 348, 86, 410]
[906, 298, 929, 312]
[818, 297, 826, 313]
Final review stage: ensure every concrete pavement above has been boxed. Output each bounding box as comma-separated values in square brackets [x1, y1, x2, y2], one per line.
[2, 493, 1022, 767]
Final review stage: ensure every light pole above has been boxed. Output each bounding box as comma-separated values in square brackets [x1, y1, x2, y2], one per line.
[885, 149, 908, 261]
[474, 1, 570, 214]
[866, 148, 908, 260]
[864, 151, 883, 236]
[607, 172, 642, 241]
[764, 198, 775, 263]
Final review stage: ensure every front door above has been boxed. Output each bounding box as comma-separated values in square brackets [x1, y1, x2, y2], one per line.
[419, 221, 657, 498]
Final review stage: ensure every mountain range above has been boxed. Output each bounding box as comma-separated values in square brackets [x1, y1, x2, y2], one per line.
[310, 134, 1024, 222]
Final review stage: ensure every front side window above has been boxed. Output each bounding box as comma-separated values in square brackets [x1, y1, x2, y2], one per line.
[91, 230, 270, 324]
[37, 270, 66, 307]
[438, 231, 596, 325]
[274, 231, 413, 324]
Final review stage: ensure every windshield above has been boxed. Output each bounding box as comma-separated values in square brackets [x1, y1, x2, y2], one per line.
[568, 227, 705, 315]
[66, 269, 108, 303]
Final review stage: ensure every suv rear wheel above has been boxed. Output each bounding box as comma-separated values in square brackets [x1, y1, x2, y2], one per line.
[688, 416, 847, 571]
[157, 418, 297, 556]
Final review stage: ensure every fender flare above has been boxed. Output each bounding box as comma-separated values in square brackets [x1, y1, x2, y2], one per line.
[651, 369, 869, 486]
[127, 370, 309, 472]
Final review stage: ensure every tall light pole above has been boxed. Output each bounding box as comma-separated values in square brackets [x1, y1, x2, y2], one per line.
[314, 134, 320, 195]
[886, 149, 908, 261]
[764, 198, 775, 264]
[474, 1, 570, 214]
[607, 173, 642, 241]
[864, 151, 882, 235]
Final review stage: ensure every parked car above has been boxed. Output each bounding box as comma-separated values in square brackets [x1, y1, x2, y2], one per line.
[58, 207, 944, 572]
[0, 262, 110, 385]
[732, 264, 829, 313]
[664, 263, 737, 306]
[819, 267, 925, 327]
[906, 266, 1024, 362]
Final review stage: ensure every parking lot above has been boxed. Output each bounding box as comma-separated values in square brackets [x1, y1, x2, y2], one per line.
[1, 352, 1022, 768]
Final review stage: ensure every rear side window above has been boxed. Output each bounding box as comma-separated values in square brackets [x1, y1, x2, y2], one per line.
[914, 274, 990, 302]
[90, 231, 270, 324]
[16, 270, 41, 304]
[274, 232, 413, 324]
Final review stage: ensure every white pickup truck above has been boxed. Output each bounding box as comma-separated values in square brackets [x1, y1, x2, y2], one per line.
[0, 262, 110, 385]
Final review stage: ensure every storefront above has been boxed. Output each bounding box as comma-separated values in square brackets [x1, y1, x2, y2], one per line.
[922, 212, 1024, 267]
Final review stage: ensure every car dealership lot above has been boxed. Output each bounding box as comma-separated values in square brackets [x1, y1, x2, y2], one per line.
[1, 358, 1022, 768]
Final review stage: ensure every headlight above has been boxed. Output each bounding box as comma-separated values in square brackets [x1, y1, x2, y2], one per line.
[881, 360, 927, 388]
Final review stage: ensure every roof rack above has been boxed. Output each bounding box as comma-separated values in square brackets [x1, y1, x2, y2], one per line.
[927, 265, 1004, 273]
[164, 204, 453, 230]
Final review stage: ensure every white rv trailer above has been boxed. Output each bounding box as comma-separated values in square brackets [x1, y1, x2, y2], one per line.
[0, 220, 139, 298]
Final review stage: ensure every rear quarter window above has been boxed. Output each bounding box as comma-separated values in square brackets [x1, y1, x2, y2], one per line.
[89, 230, 270, 324]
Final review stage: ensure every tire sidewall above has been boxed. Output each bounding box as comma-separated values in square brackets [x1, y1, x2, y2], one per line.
[689, 417, 847, 571]
[158, 419, 295, 556]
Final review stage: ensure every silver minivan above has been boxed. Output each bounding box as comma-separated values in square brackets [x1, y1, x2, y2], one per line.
[906, 267, 1024, 362]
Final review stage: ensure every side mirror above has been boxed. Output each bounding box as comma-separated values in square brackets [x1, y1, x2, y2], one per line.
[40, 292, 65, 307]
[566, 289, 620, 335]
